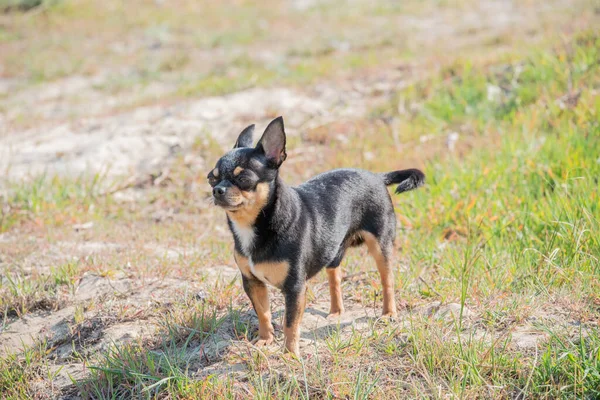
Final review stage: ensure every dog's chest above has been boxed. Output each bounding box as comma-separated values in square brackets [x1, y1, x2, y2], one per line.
[231, 221, 255, 255]
[247, 258, 265, 283]
[231, 222, 289, 288]
[231, 223, 289, 288]
[230, 222, 263, 281]
[243, 258, 289, 288]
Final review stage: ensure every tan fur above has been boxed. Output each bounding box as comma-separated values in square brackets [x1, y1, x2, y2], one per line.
[284, 287, 306, 356]
[361, 231, 398, 318]
[251, 282, 274, 345]
[235, 251, 288, 289]
[234, 251, 253, 278]
[212, 168, 219, 177]
[252, 261, 289, 288]
[233, 166, 244, 176]
[234, 252, 274, 345]
[226, 182, 270, 227]
[326, 268, 344, 316]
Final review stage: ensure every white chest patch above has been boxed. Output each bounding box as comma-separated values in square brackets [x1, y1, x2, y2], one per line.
[231, 221, 255, 256]
[231, 221, 275, 285]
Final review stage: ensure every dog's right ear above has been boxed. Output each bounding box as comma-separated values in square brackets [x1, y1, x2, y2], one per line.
[233, 124, 255, 148]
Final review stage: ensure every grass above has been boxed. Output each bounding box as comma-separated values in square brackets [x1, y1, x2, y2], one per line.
[123, 30, 600, 397]
[15, 30, 590, 399]
[0, 4, 599, 400]
[0, 260, 78, 317]
[532, 328, 600, 398]
[1, 0, 593, 129]
[0, 172, 110, 233]
[0, 0, 51, 12]
[399, 31, 600, 299]
[0, 342, 59, 399]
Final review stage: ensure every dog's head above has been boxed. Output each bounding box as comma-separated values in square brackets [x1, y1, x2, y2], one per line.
[207, 117, 287, 218]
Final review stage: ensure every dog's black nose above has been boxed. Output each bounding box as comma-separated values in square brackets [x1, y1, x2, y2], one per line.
[213, 186, 226, 197]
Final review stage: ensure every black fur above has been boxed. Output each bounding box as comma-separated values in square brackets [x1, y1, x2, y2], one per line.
[381, 169, 425, 194]
[208, 116, 425, 352]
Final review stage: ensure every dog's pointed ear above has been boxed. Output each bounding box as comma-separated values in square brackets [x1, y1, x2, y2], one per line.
[256, 117, 287, 167]
[233, 124, 255, 148]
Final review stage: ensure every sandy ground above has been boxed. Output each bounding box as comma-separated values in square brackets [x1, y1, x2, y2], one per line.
[0, 0, 596, 397]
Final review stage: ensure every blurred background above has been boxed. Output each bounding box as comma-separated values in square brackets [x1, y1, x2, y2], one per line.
[1, 1, 599, 398]
[0, 0, 595, 181]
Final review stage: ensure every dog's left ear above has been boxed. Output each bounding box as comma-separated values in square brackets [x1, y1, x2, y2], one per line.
[256, 116, 287, 167]
[233, 124, 255, 148]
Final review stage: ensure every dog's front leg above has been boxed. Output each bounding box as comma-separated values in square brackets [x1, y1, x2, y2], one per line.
[283, 284, 307, 356]
[236, 252, 274, 345]
[242, 276, 275, 346]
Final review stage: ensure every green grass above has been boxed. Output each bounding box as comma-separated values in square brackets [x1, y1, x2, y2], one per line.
[395, 30, 599, 298]
[0, 172, 114, 232]
[0, 0, 53, 12]
[1, 261, 79, 317]
[0, 342, 53, 399]
[390, 29, 600, 397]
[1, 24, 600, 400]
[80, 340, 197, 398]
[531, 328, 600, 398]
[67, 31, 600, 399]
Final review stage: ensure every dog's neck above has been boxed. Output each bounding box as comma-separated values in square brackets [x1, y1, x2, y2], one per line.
[254, 175, 300, 236]
[228, 174, 298, 257]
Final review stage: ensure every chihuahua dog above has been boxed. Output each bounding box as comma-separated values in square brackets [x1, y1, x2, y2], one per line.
[208, 117, 424, 356]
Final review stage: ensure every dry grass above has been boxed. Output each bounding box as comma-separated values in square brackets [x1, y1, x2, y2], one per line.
[1, 0, 594, 130]
[1, 1, 600, 399]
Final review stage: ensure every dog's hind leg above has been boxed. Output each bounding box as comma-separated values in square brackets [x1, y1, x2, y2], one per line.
[326, 267, 344, 317]
[363, 231, 398, 318]
[325, 248, 346, 317]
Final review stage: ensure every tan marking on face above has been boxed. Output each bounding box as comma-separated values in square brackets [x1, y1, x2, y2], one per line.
[212, 168, 219, 177]
[233, 166, 244, 176]
[226, 182, 270, 227]
[360, 230, 397, 318]
[326, 268, 344, 316]
[284, 287, 306, 356]
[252, 261, 289, 289]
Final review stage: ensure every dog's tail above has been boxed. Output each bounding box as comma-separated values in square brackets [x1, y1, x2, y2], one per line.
[381, 169, 425, 194]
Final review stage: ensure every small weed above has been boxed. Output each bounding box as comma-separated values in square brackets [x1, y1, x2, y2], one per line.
[0, 260, 80, 317]
[530, 327, 600, 398]
[0, 342, 51, 398]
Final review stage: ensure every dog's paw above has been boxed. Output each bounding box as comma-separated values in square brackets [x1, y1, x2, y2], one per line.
[283, 345, 301, 359]
[381, 311, 398, 321]
[327, 310, 344, 319]
[252, 335, 275, 347]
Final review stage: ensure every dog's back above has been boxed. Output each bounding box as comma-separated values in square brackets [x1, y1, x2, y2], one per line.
[292, 168, 420, 278]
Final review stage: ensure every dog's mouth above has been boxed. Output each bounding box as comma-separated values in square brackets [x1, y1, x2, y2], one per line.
[214, 198, 245, 211]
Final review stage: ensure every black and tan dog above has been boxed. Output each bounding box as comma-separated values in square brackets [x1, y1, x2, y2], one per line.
[208, 117, 425, 356]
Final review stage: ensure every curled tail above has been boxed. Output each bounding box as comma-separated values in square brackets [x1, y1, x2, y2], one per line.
[381, 168, 425, 194]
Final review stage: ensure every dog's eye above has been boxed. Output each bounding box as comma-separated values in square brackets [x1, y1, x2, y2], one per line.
[207, 175, 218, 187]
[236, 174, 255, 189]
[237, 176, 251, 185]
